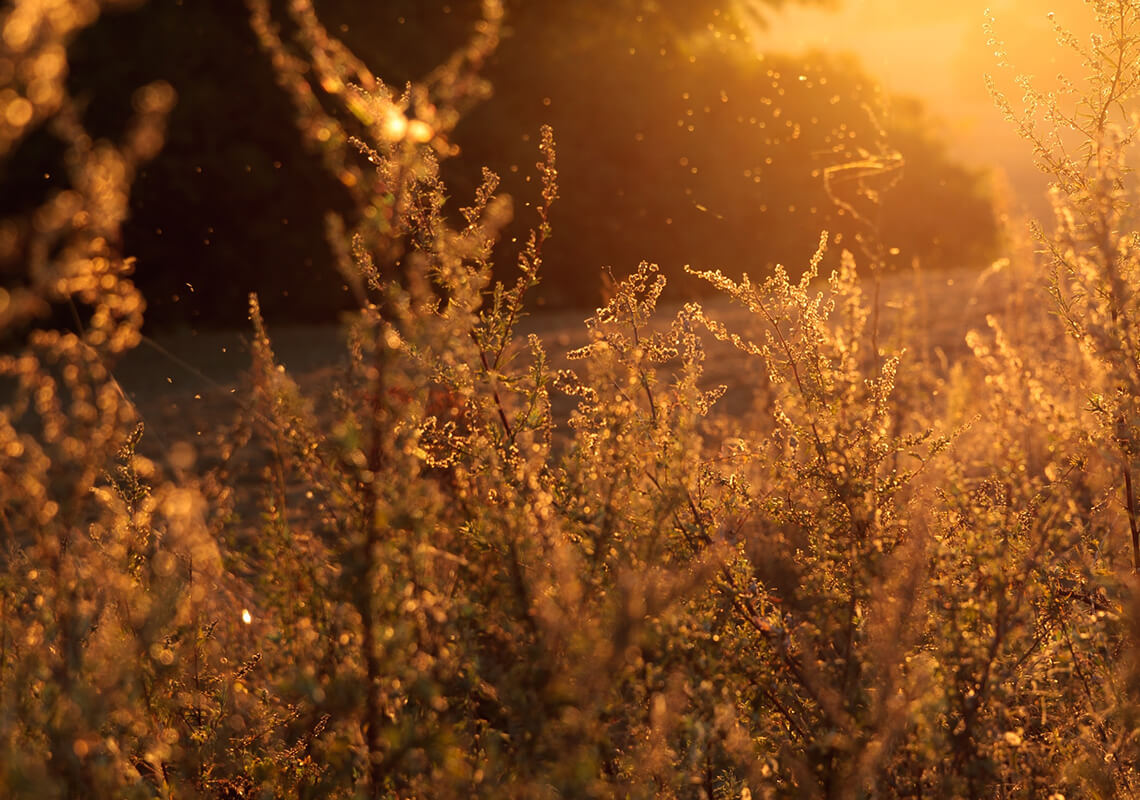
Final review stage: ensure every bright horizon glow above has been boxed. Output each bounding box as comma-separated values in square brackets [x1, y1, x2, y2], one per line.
[752, 0, 1094, 215]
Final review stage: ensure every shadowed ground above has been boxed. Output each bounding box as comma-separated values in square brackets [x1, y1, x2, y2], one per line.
[111, 263, 1032, 472]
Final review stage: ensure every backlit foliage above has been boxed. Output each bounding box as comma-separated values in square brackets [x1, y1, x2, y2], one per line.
[4, 1, 1140, 798]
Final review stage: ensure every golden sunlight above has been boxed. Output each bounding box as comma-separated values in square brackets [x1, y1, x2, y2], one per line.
[6, 1, 1140, 795]
[756, 0, 1093, 213]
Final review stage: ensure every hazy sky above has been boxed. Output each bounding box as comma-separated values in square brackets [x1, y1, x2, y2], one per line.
[753, 0, 1094, 214]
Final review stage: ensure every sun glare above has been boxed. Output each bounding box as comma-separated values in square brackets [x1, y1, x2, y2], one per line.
[756, 0, 1093, 213]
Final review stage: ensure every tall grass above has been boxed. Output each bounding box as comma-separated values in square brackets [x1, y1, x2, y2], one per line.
[3, 0, 1140, 797]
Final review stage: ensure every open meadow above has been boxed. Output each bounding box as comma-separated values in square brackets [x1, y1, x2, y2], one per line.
[4, 1, 1140, 799]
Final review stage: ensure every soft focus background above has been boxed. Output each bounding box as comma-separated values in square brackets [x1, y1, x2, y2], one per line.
[757, 0, 1093, 215]
[4, 0, 1068, 330]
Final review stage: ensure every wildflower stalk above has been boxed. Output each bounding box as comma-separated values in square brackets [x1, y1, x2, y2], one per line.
[360, 325, 390, 798]
[1123, 457, 1140, 572]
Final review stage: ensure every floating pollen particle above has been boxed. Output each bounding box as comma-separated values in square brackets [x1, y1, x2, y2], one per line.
[381, 108, 408, 141]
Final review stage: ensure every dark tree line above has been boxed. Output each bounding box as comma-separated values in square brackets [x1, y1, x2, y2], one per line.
[2, 0, 996, 329]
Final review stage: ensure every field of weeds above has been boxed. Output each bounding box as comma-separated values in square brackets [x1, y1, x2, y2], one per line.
[3, 1, 1140, 799]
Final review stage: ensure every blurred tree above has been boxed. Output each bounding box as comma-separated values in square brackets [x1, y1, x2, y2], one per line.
[62, 0, 358, 328]
[9, 0, 993, 328]
[432, 4, 998, 303]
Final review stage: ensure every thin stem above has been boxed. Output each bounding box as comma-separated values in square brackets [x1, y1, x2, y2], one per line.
[361, 328, 390, 799]
[1122, 455, 1140, 573]
[476, 341, 515, 441]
